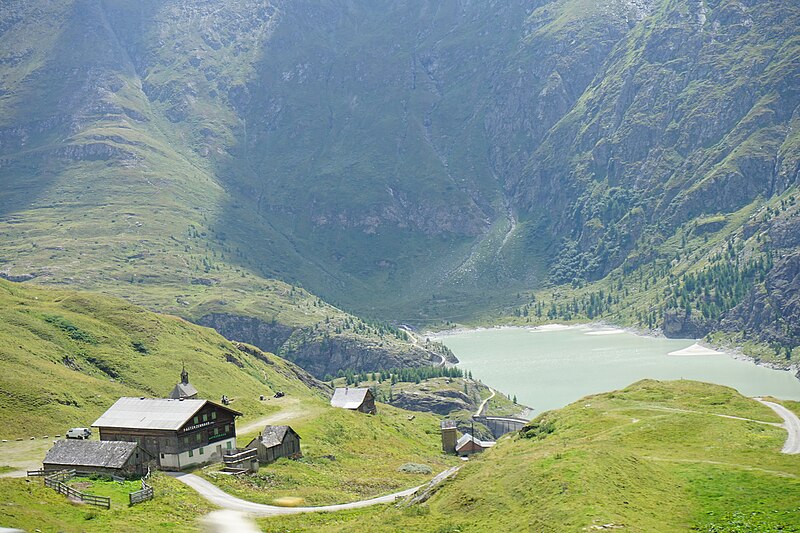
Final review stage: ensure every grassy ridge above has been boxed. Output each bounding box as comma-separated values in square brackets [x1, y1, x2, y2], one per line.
[204, 404, 456, 506]
[0, 278, 327, 438]
[258, 380, 800, 532]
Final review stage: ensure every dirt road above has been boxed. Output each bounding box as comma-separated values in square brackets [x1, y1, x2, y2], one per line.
[755, 399, 800, 454]
[169, 466, 460, 516]
[475, 388, 496, 417]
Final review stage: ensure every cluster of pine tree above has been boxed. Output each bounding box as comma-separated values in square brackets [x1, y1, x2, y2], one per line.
[327, 365, 468, 386]
[666, 247, 772, 320]
[514, 288, 620, 321]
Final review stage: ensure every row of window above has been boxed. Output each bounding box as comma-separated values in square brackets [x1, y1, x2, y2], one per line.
[160, 440, 232, 460]
[192, 411, 218, 425]
[186, 440, 233, 458]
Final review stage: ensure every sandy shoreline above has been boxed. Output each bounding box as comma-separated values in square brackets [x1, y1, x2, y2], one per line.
[667, 343, 726, 356]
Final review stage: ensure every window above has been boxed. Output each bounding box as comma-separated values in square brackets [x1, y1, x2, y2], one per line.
[193, 416, 199, 425]
[188, 450, 194, 457]
[199, 447, 204, 455]
[202, 414, 208, 422]
[196, 433, 202, 443]
[211, 411, 217, 420]
[160, 453, 164, 459]
[226, 441, 232, 450]
[224, 425, 230, 433]
[213, 427, 219, 435]
[184, 437, 189, 444]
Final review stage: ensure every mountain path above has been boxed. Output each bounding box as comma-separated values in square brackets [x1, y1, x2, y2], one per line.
[755, 399, 800, 454]
[236, 399, 310, 435]
[169, 466, 460, 517]
[475, 388, 496, 417]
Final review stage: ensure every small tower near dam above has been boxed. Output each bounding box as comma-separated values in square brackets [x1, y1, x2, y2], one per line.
[441, 419, 457, 453]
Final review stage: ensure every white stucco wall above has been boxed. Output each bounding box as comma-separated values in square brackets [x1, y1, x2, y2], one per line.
[161, 437, 236, 470]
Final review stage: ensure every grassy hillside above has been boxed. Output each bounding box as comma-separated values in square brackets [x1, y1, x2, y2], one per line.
[204, 404, 455, 506]
[0, 278, 327, 438]
[0, 473, 214, 533]
[258, 380, 800, 532]
[0, 279, 460, 530]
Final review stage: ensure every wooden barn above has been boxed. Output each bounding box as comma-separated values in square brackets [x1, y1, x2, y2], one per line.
[246, 425, 302, 463]
[330, 387, 377, 414]
[43, 440, 153, 478]
[92, 397, 241, 471]
[455, 433, 495, 456]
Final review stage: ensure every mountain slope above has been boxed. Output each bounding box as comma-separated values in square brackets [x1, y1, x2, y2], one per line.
[0, 0, 797, 353]
[0, 277, 331, 437]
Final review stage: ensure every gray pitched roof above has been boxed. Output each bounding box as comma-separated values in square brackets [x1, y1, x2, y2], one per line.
[169, 381, 198, 399]
[92, 397, 241, 430]
[455, 433, 496, 451]
[330, 387, 371, 409]
[259, 425, 300, 448]
[43, 440, 139, 469]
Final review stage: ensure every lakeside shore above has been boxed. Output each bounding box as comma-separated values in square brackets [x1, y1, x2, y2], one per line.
[426, 322, 799, 379]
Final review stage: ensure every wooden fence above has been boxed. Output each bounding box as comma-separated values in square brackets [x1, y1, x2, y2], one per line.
[43, 470, 111, 509]
[129, 467, 154, 506]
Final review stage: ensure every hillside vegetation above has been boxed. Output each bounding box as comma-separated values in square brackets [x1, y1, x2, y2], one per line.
[258, 380, 800, 532]
[0, 278, 329, 437]
[0, 0, 797, 356]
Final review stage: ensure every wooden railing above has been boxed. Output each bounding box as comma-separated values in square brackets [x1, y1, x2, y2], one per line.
[129, 468, 154, 505]
[43, 470, 111, 509]
[223, 447, 257, 464]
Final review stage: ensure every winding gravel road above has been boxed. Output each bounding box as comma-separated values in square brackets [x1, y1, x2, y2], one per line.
[475, 388, 496, 417]
[756, 399, 800, 454]
[169, 467, 460, 516]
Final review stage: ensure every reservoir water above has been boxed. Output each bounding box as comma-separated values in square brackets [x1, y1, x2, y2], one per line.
[433, 326, 800, 415]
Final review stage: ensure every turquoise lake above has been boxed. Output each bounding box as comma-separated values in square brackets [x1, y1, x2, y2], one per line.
[433, 326, 800, 415]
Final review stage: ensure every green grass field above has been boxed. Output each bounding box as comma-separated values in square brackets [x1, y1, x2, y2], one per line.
[0, 473, 214, 532]
[257, 380, 800, 532]
[200, 404, 457, 506]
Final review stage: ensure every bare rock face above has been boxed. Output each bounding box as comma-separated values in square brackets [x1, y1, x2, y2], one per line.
[196, 313, 434, 377]
[663, 308, 713, 339]
[391, 390, 476, 416]
[722, 252, 800, 349]
[197, 313, 293, 355]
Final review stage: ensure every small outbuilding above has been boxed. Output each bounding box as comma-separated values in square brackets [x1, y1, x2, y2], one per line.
[43, 439, 153, 478]
[246, 425, 302, 463]
[330, 387, 377, 414]
[455, 433, 495, 456]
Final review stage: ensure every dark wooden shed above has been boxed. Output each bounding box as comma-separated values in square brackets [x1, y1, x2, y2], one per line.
[246, 425, 302, 463]
[43, 440, 153, 478]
